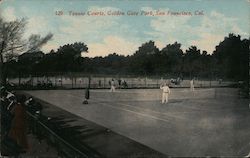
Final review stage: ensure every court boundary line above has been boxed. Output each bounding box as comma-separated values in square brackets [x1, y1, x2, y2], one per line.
[92, 100, 173, 124]
[64, 93, 174, 124]
[94, 98, 187, 120]
[64, 92, 191, 120]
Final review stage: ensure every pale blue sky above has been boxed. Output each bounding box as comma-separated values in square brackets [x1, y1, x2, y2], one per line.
[0, 0, 249, 57]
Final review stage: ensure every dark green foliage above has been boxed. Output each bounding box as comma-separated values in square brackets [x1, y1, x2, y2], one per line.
[129, 40, 160, 75]
[213, 33, 249, 81]
[4, 34, 249, 82]
[160, 42, 183, 74]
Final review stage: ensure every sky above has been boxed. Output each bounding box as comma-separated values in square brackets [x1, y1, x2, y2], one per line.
[0, 0, 249, 57]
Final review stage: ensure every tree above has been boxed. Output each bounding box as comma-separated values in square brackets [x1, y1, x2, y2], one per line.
[36, 42, 88, 72]
[57, 42, 88, 57]
[27, 34, 53, 53]
[57, 42, 88, 72]
[213, 33, 249, 80]
[0, 17, 53, 85]
[130, 40, 160, 75]
[134, 40, 159, 55]
[183, 46, 201, 77]
[161, 42, 183, 74]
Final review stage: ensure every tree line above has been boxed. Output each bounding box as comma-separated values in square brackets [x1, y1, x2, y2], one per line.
[4, 34, 249, 82]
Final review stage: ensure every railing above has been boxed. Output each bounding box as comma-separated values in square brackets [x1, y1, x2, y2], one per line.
[27, 111, 100, 158]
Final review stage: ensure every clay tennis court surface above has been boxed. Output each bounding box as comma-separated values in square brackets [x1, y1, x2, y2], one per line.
[25, 88, 250, 157]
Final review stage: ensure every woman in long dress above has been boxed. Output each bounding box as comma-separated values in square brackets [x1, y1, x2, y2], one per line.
[8, 94, 29, 152]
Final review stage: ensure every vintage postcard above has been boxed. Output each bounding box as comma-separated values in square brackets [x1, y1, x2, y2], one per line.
[0, 0, 249, 157]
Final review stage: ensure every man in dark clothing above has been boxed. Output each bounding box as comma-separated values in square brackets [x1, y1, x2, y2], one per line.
[83, 87, 90, 104]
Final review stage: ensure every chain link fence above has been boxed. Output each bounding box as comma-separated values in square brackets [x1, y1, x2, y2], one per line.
[7, 73, 237, 90]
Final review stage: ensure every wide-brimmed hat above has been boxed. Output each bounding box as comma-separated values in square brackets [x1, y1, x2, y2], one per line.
[6, 92, 16, 101]
[0, 86, 6, 92]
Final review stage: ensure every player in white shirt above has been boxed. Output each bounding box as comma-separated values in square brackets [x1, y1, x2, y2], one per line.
[190, 79, 195, 91]
[110, 79, 116, 92]
[160, 83, 171, 104]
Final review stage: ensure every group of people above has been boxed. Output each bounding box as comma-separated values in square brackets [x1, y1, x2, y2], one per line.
[109, 78, 128, 92]
[160, 79, 195, 104]
[0, 86, 29, 155]
[106, 78, 195, 104]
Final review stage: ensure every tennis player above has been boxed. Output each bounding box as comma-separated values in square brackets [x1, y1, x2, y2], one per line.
[110, 79, 116, 92]
[160, 82, 171, 104]
[190, 79, 195, 91]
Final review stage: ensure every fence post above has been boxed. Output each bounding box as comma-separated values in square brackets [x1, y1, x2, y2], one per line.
[103, 77, 105, 88]
[18, 73, 21, 86]
[46, 75, 48, 85]
[37, 76, 39, 86]
[156, 79, 159, 88]
[31, 75, 34, 87]
[88, 76, 91, 89]
[71, 74, 73, 89]
[61, 75, 63, 87]
[55, 76, 57, 87]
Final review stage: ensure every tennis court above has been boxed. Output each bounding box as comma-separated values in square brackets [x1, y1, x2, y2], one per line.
[25, 88, 250, 157]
